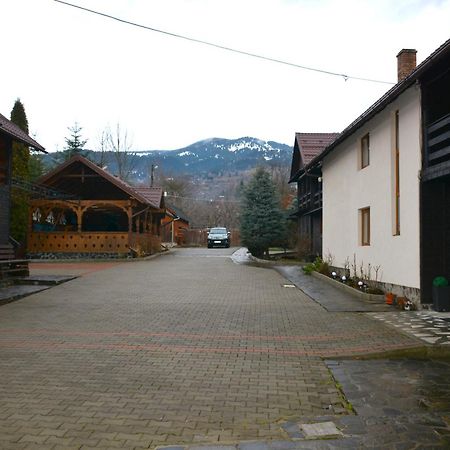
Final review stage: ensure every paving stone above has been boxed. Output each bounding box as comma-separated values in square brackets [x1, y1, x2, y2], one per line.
[238, 442, 270, 450]
[156, 447, 186, 450]
[0, 249, 432, 449]
[189, 447, 236, 450]
[299, 422, 342, 439]
[267, 441, 301, 450]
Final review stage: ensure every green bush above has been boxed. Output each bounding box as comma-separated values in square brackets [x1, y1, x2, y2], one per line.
[302, 263, 316, 275]
[302, 257, 330, 276]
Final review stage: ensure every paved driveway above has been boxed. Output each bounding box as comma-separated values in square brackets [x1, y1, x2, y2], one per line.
[0, 248, 419, 449]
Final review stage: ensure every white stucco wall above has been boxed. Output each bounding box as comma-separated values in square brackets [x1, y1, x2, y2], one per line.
[322, 86, 422, 289]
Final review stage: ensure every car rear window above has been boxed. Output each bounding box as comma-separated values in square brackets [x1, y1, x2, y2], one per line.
[210, 228, 227, 234]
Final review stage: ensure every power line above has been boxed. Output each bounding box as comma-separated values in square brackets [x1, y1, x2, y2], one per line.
[53, 0, 395, 85]
[165, 194, 241, 204]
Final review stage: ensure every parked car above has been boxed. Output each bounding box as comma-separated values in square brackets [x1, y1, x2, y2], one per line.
[207, 227, 230, 248]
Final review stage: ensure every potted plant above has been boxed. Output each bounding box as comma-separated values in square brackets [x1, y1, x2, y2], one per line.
[385, 292, 395, 305]
[432, 276, 450, 312]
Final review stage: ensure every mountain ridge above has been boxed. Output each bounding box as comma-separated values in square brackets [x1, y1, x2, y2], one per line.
[43, 136, 293, 182]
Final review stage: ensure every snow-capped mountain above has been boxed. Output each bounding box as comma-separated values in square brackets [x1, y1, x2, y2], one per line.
[43, 137, 292, 183]
[130, 137, 292, 180]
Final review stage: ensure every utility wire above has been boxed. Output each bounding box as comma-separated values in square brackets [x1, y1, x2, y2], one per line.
[53, 0, 395, 85]
[165, 194, 241, 204]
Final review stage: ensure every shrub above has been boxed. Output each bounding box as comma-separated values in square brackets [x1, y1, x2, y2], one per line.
[302, 262, 316, 275]
[302, 257, 330, 276]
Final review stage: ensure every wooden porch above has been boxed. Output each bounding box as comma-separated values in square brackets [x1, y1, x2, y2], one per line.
[28, 199, 163, 256]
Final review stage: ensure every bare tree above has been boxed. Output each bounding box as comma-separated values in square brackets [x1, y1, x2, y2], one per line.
[105, 123, 136, 181]
[161, 175, 194, 198]
[97, 129, 109, 168]
[268, 163, 296, 208]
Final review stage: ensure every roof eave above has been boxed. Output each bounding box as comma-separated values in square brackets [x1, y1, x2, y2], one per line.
[305, 38, 450, 170]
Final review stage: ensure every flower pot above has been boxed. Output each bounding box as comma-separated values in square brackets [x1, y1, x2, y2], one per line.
[385, 292, 395, 305]
[432, 286, 450, 312]
[396, 297, 407, 309]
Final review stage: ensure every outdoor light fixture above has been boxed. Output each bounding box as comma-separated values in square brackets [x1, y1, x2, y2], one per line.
[332, 271, 337, 278]
[341, 275, 347, 282]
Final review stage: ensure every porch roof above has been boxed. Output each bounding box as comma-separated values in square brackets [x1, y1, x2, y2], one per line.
[165, 204, 190, 224]
[38, 155, 163, 209]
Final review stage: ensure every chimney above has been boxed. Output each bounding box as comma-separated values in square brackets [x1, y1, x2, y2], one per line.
[396, 49, 417, 82]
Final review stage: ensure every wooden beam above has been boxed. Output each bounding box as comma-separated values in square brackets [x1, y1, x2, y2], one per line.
[422, 159, 450, 181]
[60, 174, 101, 178]
[429, 145, 450, 162]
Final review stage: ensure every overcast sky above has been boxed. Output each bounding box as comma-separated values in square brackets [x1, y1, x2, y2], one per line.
[2, 0, 450, 152]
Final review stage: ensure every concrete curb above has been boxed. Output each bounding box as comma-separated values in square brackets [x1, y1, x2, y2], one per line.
[311, 271, 385, 303]
[27, 249, 171, 264]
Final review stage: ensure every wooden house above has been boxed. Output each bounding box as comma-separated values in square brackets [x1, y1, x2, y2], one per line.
[289, 133, 339, 257]
[0, 112, 45, 276]
[28, 155, 165, 257]
[161, 205, 190, 246]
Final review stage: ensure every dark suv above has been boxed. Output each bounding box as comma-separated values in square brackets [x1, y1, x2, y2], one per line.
[207, 227, 230, 248]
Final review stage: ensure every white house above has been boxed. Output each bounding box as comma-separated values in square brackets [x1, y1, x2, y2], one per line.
[304, 39, 450, 305]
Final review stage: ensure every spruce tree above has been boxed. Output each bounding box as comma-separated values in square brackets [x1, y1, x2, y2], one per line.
[240, 167, 287, 258]
[10, 99, 30, 245]
[62, 122, 87, 160]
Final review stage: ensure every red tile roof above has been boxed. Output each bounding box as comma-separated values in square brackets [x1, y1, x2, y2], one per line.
[134, 187, 164, 209]
[0, 112, 46, 152]
[295, 133, 340, 165]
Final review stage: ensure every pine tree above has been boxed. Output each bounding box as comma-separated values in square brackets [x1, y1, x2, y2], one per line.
[62, 122, 87, 160]
[10, 99, 30, 245]
[240, 167, 287, 258]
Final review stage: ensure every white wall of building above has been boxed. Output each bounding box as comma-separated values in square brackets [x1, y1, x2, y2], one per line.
[322, 86, 422, 289]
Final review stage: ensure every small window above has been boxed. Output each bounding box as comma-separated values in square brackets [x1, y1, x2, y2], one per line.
[360, 207, 370, 246]
[360, 134, 370, 169]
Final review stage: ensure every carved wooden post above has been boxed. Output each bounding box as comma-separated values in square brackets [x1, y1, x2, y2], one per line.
[127, 201, 133, 251]
[76, 204, 83, 233]
[136, 216, 141, 234]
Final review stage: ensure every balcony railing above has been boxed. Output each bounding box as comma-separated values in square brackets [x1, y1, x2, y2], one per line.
[423, 113, 450, 181]
[298, 190, 323, 213]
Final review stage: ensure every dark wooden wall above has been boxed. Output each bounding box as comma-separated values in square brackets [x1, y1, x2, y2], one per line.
[0, 135, 11, 245]
[421, 177, 450, 302]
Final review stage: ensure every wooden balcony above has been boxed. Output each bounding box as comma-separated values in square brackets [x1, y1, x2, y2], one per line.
[298, 190, 322, 213]
[423, 113, 450, 181]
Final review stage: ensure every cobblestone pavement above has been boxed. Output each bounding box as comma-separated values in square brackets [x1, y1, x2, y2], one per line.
[173, 359, 450, 450]
[0, 248, 421, 449]
[325, 358, 450, 449]
[368, 310, 450, 345]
